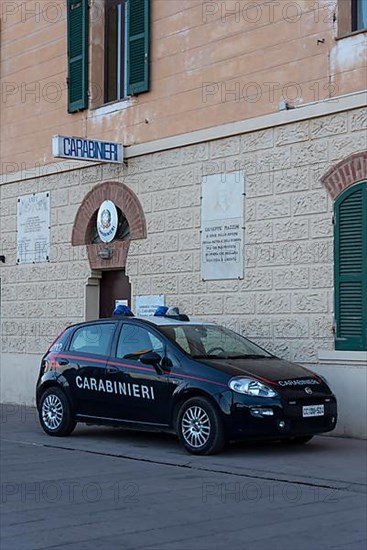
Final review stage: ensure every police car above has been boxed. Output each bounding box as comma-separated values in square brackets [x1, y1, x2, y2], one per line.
[36, 307, 337, 455]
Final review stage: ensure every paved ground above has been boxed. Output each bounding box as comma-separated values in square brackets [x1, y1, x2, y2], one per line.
[0, 405, 366, 550]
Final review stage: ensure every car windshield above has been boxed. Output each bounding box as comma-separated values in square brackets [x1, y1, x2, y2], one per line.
[160, 324, 272, 359]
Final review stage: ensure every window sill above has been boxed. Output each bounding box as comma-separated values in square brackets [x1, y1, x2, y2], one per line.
[318, 350, 367, 364]
[90, 97, 135, 117]
[336, 27, 367, 40]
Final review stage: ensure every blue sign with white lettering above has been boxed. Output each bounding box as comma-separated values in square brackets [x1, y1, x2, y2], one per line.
[52, 135, 123, 164]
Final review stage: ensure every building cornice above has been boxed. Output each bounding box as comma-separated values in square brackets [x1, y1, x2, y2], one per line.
[127, 91, 367, 158]
[1, 90, 366, 185]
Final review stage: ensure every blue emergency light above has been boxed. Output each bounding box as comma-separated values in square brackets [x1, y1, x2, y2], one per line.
[154, 306, 189, 321]
[113, 305, 134, 317]
[154, 306, 169, 317]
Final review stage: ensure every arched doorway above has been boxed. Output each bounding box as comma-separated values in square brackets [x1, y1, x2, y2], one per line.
[71, 181, 147, 319]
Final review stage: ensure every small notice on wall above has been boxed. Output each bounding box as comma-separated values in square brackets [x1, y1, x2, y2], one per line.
[17, 192, 51, 264]
[201, 171, 245, 280]
[136, 295, 165, 316]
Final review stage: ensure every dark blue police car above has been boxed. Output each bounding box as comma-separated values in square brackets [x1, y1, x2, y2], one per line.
[36, 308, 337, 454]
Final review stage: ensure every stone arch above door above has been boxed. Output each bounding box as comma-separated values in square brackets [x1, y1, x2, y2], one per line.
[72, 181, 147, 270]
[321, 152, 367, 200]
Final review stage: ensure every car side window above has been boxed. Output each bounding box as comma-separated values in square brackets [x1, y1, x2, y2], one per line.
[171, 327, 191, 354]
[117, 324, 164, 360]
[69, 323, 116, 356]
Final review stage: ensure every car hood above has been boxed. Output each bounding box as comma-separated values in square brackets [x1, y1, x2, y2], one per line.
[198, 356, 323, 388]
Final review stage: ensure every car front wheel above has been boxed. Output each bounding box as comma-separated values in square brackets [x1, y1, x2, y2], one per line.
[176, 397, 225, 455]
[39, 387, 76, 437]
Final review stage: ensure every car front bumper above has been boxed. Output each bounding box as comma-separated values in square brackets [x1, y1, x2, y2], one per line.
[221, 392, 338, 440]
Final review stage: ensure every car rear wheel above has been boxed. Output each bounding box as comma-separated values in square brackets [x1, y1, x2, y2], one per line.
[39, 387, 76, 437]
[282, 435, 314, 445]
[176, 397, 225, 455]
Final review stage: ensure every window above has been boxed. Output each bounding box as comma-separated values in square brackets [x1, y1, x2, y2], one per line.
[70, 323, 116, 356]
[334, 182, 367, 351]
[104, 0, 150, 103]
[160, 325, 272, 358]
[338, 0, 367, 36]
[117, 325, 164, 359]
[170, 327, 191, 354]
[105, 0, 125, 103]
[67, 0, 150, 112]
[67, 0, 89, 113]
[352, 0, 367, 31]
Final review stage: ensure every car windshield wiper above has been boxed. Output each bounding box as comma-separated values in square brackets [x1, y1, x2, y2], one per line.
[225, 354, 270, 359]
[192, 354, 271, 360]
[191, 354, 225, 359]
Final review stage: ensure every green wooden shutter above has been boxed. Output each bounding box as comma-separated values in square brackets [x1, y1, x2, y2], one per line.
[67, 0, 89, 113]
[334, 182, 367, 351]
[126, 0, 150, 95]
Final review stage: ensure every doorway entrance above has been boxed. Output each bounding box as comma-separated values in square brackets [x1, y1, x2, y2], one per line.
[99, 270, 131, 318]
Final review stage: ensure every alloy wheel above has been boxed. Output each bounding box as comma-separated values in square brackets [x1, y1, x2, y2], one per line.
[181, 405, 211, 448]
[42, 394, 64, 430]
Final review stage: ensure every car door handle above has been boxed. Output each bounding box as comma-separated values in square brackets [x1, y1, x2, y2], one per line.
[106, 366, 119, 374]
[57, 359, 69, 366]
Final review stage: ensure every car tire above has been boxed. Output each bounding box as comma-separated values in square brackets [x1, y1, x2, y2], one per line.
[282, 435, 314, 445]
[176, 397, 225, 455]
[39, 387, 76, 437]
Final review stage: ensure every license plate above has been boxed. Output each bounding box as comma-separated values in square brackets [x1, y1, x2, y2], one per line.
[302, 404, 324, 417]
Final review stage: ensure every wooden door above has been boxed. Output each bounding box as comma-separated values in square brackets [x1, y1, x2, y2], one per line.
[99, 270, 131, 318]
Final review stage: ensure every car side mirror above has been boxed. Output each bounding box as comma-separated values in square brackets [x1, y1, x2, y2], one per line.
[161, 356, 173, 372]
[139, 352, 162, 366]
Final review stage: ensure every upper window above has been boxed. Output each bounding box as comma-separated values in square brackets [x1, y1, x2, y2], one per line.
[334, 182, 367, 351]
[105, 0, 150, 103]
[352, 0, 367, 31]
[105, 0, 125, 103]
[67, 0, 150, 112]
[338, 0, 367, 36]
[67, 0, 89, 113]
[69, 323, 116, 356]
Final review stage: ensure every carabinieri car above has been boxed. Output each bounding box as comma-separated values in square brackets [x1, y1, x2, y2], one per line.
[36, 308, 337, 455]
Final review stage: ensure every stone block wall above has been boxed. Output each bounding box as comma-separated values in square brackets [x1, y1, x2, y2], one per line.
[125, 108, 366, 363]
[0, 108, 365, 364]
[0, 167, 106, 354]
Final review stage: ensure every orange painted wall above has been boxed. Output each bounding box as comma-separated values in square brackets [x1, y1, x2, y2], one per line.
[0, 0, 366, 172]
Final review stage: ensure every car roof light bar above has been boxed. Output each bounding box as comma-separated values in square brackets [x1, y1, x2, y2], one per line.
[154, 306, 190, 321]
[113, 305, 134, 317]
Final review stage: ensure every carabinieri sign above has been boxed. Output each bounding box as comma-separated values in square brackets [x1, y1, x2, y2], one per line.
[52, 135, 123, 164]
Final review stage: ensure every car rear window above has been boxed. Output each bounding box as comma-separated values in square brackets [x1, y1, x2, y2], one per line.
[69, 323, 116, 357]
[48, 327, 72, 353]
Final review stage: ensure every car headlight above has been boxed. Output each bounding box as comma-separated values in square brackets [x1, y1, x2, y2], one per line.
[229, 377, 278, 398]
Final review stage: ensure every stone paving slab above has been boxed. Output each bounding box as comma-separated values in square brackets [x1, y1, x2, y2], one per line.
[0, 405, 366, 550]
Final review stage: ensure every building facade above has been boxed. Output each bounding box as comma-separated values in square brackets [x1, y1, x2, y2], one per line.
[0, 0, 366, 436]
